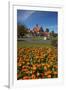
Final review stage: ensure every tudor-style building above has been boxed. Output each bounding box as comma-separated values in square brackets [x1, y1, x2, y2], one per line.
[32, 24, 50, 40]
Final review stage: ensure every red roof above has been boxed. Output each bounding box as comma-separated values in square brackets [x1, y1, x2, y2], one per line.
[43, 32, 49, 37]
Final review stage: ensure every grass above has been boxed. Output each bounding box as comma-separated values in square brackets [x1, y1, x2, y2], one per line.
[17, 41, 53, 48]
[32, 36, 44, 40]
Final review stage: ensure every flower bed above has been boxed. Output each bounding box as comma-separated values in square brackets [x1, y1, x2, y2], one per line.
[17, 47, 58, 80]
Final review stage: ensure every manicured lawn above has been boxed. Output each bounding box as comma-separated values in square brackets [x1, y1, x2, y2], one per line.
[17, 41, 53, 48]
[32, 36, 44, 40]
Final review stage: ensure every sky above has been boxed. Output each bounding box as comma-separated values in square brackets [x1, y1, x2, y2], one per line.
[17, 10, 58, 33]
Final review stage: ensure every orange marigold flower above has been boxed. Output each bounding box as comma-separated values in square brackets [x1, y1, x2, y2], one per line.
[47, 75, 51, 78]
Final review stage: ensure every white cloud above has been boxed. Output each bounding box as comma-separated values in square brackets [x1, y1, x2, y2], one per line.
[18, 10, 35, 22]
[23, 11, 35, 21]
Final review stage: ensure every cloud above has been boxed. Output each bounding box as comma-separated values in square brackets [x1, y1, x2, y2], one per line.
[17, 10, 35, 23]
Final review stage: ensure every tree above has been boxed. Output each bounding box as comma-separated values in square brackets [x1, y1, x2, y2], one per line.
[51, 30, 54, 36]
[46, 28, 49, 32]
[39, 27, 44, 36]
[36, 24, 39, 27]
[51, 30, 58, 37]
[17, 24, 28, 38]
[40, 27, 44, 32]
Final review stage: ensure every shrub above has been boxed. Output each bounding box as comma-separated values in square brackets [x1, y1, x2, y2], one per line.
[51, 39, 58, 47]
